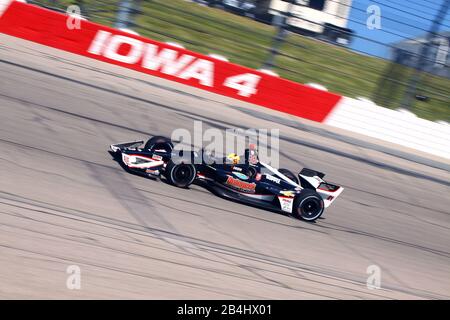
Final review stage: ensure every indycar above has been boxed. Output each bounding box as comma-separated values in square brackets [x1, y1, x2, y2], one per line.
[110, 136, 344, 221]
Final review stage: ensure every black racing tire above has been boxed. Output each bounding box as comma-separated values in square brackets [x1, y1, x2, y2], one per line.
[292, 190, 324, 222]
[278, 168, 299, 185]
[164, 160, 196, 188]
[144, 136, 174, 152]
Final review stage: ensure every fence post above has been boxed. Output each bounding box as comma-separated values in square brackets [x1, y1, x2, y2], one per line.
[400, 0, 449, 110]
[262, 15, 287, 70]
[262, 2, 295, 70]
[114, 0, 134, 29]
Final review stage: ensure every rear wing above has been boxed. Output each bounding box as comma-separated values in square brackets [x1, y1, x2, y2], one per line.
[110, 140, 144, 152]
[299, 168, 343, 208]
[316, 182, 344, 208]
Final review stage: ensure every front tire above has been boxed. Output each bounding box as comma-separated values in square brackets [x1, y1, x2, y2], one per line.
[144, 136, 174, 152]
[292, 190, 324, 221]
[164, 160, 196, 188]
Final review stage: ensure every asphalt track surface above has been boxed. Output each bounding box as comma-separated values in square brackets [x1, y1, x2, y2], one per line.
[0, 34, 449, 299]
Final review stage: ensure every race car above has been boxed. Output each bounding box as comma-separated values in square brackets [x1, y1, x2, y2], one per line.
[110, 136, 344, 221]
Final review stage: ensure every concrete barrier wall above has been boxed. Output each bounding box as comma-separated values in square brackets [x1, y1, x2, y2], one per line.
[324, 97, 450, 159]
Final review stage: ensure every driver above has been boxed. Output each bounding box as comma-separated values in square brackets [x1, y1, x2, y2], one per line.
[226, 153, 240, 165]
[225, 144, 258, 166]
[225, 150, 260, 179]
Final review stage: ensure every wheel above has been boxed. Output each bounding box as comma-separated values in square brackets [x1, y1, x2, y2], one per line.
[278, 168, 299, 184]
[164, 160, 196, 188]
[292, 190, 324, 222]
[144, 136, 173, 152]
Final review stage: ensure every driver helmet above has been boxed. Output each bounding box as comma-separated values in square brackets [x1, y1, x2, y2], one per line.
[226, 153, 240, 165]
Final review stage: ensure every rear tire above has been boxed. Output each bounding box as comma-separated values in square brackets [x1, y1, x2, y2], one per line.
[144, 136, 173, 152]
[278, 168, 299, 184]
[164, 160, 196, 188]
[292, 190, 324, 222]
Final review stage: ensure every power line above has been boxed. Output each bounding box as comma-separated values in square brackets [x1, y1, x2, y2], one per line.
[369, 0, 450, 28]
[400, 0, 450, 109]
[380, 0, 450, 23]
[35, 0, 447, 66]
[146, 2, 408, 76]
[136, 5, 449, 91]
[320, 0, 449, 34]
[421, 0, 449, 6]
[27, 0, 449, 113]
[293, 18, 447, 67]
[354, 0, 438, 21]
[377, 0, 443, 13]
[274, 8, 438, 47]
[104, 0, 448, 68]
[154, 0, 434, 52]
[281, 29, 449, 75]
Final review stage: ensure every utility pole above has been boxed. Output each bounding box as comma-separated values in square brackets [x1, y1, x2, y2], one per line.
[400, 0, 450, 110]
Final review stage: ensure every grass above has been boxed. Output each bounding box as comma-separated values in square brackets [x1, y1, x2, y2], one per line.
[32, 0, 450, 121]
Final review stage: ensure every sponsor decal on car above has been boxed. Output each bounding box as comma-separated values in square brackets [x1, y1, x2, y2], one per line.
[122, 154, 135, 166]
[278, 196, 294, 213]
[233, 172, 249, 180]
[226, 176, 256, 193]
[145, 169, 160, 175]
[280, 190, 295, 197]
[265, 174, 281, 184]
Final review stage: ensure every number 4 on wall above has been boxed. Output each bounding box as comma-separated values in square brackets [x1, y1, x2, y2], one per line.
[223, 73, 261, 97]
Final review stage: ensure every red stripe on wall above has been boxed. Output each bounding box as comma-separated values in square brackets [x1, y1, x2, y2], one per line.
[0, 1, 342, 122]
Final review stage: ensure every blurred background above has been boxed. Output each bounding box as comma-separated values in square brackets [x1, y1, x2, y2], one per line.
[29, 0, 450, 121]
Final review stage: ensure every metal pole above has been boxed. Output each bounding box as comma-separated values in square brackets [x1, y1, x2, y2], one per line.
[400, 0, 450, 109]
[262, 1, 295, 70]
[114, 0, 134, 29]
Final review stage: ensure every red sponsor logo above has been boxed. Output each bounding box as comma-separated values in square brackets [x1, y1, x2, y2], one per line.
[226, 176, 256, 192]
[122, 154, 131, 165]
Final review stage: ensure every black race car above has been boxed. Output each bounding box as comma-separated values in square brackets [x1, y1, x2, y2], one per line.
[110, 136, 343, 221]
